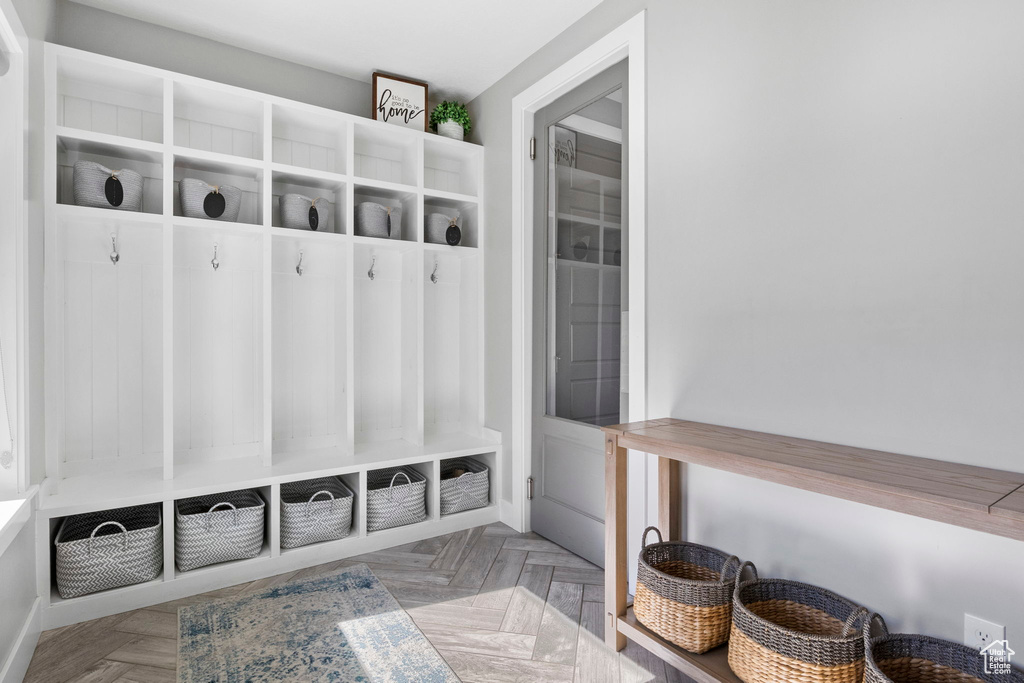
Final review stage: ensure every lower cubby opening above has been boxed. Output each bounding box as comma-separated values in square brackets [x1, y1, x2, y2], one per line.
[173, 485, 272, 576]
[365, 462, 433, 534]
[279, 472, 361, 551]
[439, 452, 495, 518]
[49, 502, 166, 603]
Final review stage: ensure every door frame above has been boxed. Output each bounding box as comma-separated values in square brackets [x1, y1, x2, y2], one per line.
[508, 12, 649, 535]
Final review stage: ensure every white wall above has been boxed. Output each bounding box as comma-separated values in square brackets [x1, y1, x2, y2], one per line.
[469, 0, 1024, 646]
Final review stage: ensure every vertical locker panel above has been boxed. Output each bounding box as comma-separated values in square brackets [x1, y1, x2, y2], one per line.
[60, 223, 163, 471]
[424, 255, 462, 433]
[354, 248, 403, 442]
[271, 239, 343, 453]
[174, 232, 262, 461]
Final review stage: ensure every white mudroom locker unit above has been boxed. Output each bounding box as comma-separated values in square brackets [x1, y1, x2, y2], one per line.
[37, 43, 498, 629]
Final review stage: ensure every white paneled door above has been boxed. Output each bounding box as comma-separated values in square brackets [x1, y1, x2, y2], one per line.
[531, 61, 627, 566]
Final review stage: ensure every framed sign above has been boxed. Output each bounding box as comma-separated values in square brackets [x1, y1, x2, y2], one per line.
[372, 72, 429, 131]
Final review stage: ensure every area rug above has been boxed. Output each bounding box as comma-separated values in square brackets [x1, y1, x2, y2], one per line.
[177, 564, 459, 682]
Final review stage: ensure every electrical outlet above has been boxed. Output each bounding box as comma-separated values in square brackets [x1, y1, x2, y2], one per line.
[964, 614, 1005, 651]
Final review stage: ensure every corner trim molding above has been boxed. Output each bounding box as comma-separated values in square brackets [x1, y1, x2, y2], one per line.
[0, 597, 40, 683]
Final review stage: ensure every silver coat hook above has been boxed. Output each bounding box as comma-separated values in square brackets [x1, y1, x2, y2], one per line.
[211, 243, 220, 271]
[109, 233, 119, 265]
[430, 258, 439, 284]
[368, 255, 376, 281]
[296, 250, 304, 277]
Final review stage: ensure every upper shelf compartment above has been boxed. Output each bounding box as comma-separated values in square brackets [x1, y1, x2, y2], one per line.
[272, 104, 348, 175]
[423, 137, 480, 198]
[55, 52, 165, 144]
[353, 122, 418, 187]
[174, 81, 264, 161]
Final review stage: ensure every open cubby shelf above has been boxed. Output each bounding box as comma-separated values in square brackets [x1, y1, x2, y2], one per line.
[41, 43, 494, 629]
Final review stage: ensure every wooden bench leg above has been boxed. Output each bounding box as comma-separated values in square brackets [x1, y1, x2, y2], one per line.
[658, 457, 680, 540]
[605, 434, 627, 650]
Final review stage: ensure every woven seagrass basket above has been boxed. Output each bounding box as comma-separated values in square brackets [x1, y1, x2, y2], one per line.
[728, 567, 869, 683]
[280, 476, 354, 549]
[865, 613, 1024, 683]
[55, 504, 162, 599]
[634, 527, 745, 654]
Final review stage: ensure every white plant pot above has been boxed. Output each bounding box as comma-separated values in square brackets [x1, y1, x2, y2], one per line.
[437, 120, 465, 141]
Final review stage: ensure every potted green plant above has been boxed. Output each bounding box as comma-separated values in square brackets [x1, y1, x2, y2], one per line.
[430, 101, 472, 141]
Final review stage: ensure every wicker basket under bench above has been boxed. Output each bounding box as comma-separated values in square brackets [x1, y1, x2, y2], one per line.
[440, 457, 489, 516]
[280, 476, 355, 549]
[366, 466, 427, 532]
[175, 489, 266, 572]
[55, 503, 163, 599]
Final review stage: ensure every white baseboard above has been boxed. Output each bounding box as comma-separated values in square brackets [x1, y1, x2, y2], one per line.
[0, 597, 39, 683]
[499, 499, 524, 532]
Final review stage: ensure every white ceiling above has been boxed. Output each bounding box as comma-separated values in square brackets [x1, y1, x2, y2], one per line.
[67, 0, 604, 102]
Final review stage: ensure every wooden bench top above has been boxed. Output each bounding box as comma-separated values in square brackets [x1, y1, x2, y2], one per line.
[603, 418, 1024, 541]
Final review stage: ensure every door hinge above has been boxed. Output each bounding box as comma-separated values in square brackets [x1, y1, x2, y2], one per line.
[527, 476, 535, 500]
[529, 137, 536, 161]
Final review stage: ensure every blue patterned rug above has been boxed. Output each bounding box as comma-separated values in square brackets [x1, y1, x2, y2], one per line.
[177, 564, 459, 682]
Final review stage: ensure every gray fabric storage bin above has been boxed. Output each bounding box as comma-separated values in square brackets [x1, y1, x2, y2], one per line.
[73, 161, 144, 211]
[366, 466, 426, 531]
[281, 193, 331, 231]
[179, 178, 242, 222]
[355, 202, 402, 240]
[425, 212, 462, 246]
[280, 476, 354, 549]
[55, 504, 162, 599]
[439, 458, 489, 515]
[175, 489, 265, 571]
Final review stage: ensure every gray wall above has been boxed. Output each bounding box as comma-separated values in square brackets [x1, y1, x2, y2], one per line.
[55, 1, 370, 116]
[469, 0, 1024, 644]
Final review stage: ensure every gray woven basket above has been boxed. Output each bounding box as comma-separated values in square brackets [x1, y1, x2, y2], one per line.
[425, 212, 461, 245]
[366, 466, 426, 531]
[728, 568, 869, 683]
[635, 527, 744, 653]
[73, 161, 144, 211]
[281, 193, 331, 232]
[439, 458, 489, 515]
[280, 476, 354, 549]
[355, 202, 402, 240]
[175, 489, 265, 571]
[179, 178, 242, 222]
[864, 613, 1024, 683]
[55, 504, 162, 599]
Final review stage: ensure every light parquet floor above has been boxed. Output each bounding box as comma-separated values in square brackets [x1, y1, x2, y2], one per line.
[24, 522, 695, 683]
